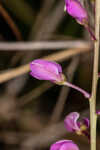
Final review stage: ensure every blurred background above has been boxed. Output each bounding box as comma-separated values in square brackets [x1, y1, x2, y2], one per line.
[0, 0, 100, 150]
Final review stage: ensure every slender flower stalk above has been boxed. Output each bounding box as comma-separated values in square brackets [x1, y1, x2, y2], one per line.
[84, 25, 97, 41]
[63, 82, 90, 98]
[89, 0, 100, 150]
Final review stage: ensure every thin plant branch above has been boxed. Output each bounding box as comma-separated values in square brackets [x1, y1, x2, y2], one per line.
[0, 47, 91, 83]
[89, 0, 100, 150]
[0, 3, 22, 40]
[0, 40, 91, 50]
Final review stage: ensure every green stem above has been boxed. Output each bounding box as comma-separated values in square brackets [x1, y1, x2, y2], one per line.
[89, 0, 100, 150]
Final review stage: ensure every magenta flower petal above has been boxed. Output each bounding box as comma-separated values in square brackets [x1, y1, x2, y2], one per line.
[50, 140, 79, 150]
[30, 59, 63, 83]
[65, 0, 88, 24]
[64, 112, 90, 137]
[64, 112, 80, 132]
[60, 143, 79, 150]
[50, 140, 71, 150]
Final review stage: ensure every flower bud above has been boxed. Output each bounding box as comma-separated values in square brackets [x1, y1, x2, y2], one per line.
[64, 0, 88, 25]
[30, 59, 66, 84]
[64, 0, 96, 40]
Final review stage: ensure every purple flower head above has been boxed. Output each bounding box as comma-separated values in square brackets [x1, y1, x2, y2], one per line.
[30, 59, 66, 84]
[64, 0, 88, 25]
[50, 140, 79, 150]
[64, 112, 89, 135]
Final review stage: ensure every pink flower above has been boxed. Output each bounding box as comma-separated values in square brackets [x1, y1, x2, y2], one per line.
[64, 0, 88, 25]
[64, 112, 89, 135]
[30, 59, 65, 84]
[64, 0, 96, 40]
[50, 140, 79, 150]
[30, 59, 90, 98]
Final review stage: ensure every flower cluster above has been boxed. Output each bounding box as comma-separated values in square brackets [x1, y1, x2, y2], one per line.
[29, 59, 92, 150]
[50, 112, 90, 150]
[29, 59, 91, 149]
[29, 58, 100, 148]
[29, 0, 99, 149]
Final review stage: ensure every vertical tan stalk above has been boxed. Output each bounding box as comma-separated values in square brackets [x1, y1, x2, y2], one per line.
[89, 0, 100, 150]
